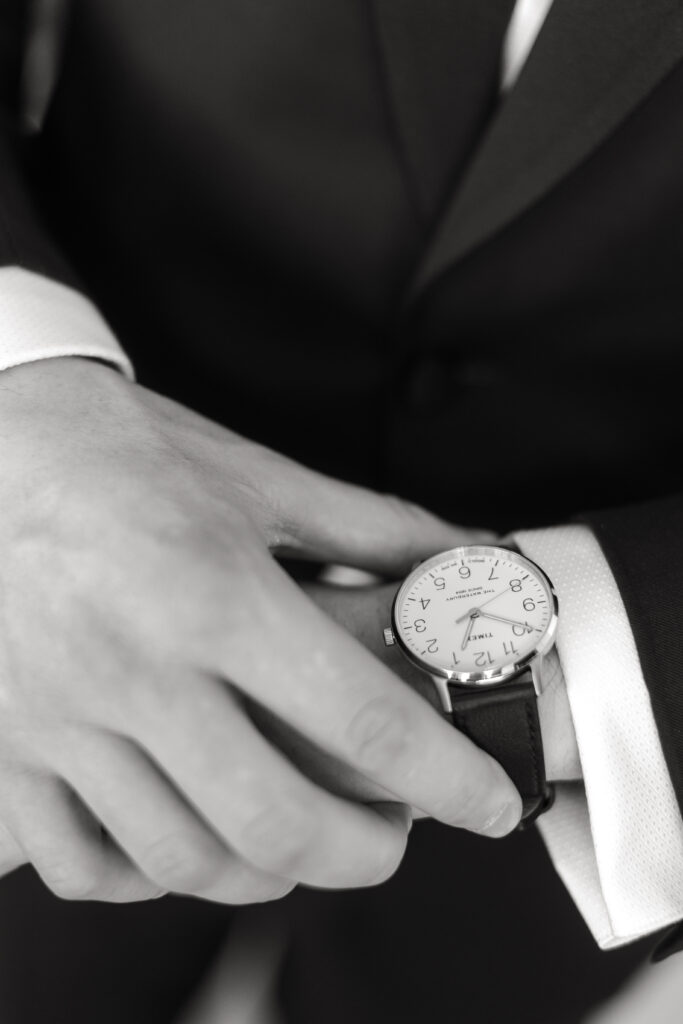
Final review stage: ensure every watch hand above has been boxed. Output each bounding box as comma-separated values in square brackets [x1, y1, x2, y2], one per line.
[478, 612, 534, 632]
[461, 614, 477, 651]
[454, 585, 511, 623]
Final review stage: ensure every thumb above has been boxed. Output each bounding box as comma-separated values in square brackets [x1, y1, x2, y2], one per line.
[262, 452, 495, 577]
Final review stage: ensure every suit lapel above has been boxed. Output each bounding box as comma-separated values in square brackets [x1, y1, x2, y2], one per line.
[403, 0, 683, 303]
[371, 0, 515, 221]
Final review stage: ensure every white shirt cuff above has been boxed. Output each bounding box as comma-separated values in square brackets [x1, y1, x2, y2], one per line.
[513, 524, 683, 949]
[0, 267, 134, 378]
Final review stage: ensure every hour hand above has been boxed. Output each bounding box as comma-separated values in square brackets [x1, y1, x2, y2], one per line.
[479, 612, 533, 632]
[461, 614, 477, 651]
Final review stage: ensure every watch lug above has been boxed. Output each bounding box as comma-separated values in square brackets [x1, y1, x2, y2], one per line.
[530, 655, 547, 697]
[431, 675, 453, 714]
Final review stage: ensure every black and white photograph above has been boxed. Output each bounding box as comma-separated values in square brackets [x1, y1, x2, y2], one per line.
[1, 1, 683, 1021]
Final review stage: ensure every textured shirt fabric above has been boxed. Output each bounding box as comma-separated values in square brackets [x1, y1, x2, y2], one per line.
[2, 0, 681, 953]
[515, 526, 683, 949]
[0, 267, 133, 378]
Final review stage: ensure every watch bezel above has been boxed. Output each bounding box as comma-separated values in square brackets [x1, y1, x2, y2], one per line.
[390, 544, 559, 688]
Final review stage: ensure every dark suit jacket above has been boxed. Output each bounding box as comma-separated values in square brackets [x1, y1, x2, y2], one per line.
[1, 1, 683, 1021]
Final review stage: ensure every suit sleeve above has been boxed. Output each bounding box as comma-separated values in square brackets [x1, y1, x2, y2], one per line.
[0, 2, 131, 375]
[0, 0, 73, 282]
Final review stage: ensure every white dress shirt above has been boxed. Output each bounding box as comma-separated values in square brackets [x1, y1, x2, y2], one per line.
[0, 267, 132, 378]
[1, 0, 682, 953]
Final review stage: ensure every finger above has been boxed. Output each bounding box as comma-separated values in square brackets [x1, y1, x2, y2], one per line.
[136, 677, 411, 890]
[302, 581, 437, 711]
[243, 446, 495, 576]
[301, 581, 429, 676]
[5, 772, 160, 902]
[0, 819, 25, 878]
[211, 565, 522, 837]
[245, 697, 402, 806]
[60, 732, 294, 904]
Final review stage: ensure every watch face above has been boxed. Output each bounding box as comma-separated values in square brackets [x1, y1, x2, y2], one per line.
[391, 545, 558, 684]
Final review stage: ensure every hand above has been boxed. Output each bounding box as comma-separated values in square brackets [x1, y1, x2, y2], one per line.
[305, 583, 582, 789]
[259, 581, 440, 810]
[0, 358, 522, 906]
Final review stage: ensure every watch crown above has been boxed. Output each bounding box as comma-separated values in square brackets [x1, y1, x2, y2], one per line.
[383, 627, 396, 647]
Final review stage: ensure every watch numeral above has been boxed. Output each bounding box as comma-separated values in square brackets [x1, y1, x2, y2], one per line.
[503, 641, 519, 657]
[523, 598, 536, 612]
[414, 618, 427, 633]
[426, 639, 439, 654]
[488, 568, 500, 581]
[420, 598, 431, 610]
[509, 579, 523, 593]
[474, 651, 494, 667]
[434, 577, 446, 590]
[458, 566, 471, 579]
[452, 652, 460, 666]
[512, 623, 532, 637]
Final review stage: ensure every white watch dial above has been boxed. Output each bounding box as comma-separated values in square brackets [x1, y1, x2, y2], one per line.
[392, 545, 557, 680]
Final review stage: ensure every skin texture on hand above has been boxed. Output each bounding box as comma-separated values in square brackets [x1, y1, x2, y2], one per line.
[0, 357, 522, 907]
[303, 582, 582, 792]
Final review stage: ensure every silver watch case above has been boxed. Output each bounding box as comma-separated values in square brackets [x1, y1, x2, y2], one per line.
[386, 545, 559, 713]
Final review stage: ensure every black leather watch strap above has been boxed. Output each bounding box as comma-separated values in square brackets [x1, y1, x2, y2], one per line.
[448, 671, 554, 826]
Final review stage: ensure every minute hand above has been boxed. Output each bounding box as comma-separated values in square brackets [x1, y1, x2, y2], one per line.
[478, 611, 534, 632]
[454, 585, 513, 624]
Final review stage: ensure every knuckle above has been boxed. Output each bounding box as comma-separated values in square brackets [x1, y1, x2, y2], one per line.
[141, 832, 225, 893]
[0, 827, 23, 877]
[41, 857, 103, 901]
[186, 522, 256, 582]
[336, 831, 406, 889]
[366, 845, 404, 886]
[346, 697, 418, 776]
[383, 494, 430, 535]
[239, 801, 316, 876]
[264, 879, 297, 901]
[432, 765, 493, 826]
[227, 876, 297, 906]
[358, 843, 404, 888]
[176, 552, 267, 659]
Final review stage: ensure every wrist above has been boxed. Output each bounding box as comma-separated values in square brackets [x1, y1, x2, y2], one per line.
[0, 355, 129, 421]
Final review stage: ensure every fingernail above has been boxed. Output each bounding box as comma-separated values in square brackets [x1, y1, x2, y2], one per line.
[473, 800, 521, 838]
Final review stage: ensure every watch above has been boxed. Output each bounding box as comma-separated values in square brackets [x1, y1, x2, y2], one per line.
[383, 543, 559, 826]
